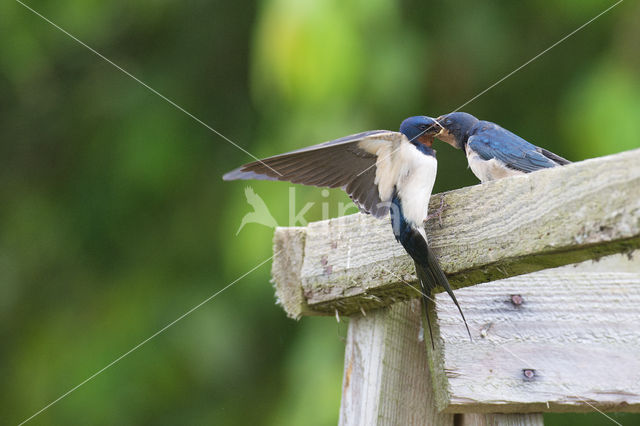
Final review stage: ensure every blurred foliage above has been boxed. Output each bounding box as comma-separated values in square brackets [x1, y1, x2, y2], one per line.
[1, 0, 638, 424]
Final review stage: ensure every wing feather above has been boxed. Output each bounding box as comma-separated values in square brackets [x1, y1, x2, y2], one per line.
[468, 122, 569, 173]
[223, 130, 404, 217]
[537, 147, 571, 165]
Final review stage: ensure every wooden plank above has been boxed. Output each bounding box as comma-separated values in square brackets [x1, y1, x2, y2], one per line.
[271, 148, 640, 318]
[459, 413, 544, 426]
[429, 271, 640, 413]
[339, 300, 453, 426]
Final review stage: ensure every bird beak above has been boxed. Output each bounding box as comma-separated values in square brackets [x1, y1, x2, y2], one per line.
[433, 116, 446, 136]
[432, 116, 459, 149]
[424, 118, 442, 136]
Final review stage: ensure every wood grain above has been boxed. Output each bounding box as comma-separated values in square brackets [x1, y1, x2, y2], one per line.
[458, 413, 544, 426]
[271, 148, 640, 318]
[430, 271, 640, 413]
[339, 300, 453, 426]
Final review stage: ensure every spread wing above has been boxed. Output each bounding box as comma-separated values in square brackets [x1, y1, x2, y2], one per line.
[468, 122, 570, 173]
[223, 130, 406, 217]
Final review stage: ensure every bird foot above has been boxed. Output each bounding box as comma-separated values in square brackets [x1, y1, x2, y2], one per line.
[424, 195, 448, 228]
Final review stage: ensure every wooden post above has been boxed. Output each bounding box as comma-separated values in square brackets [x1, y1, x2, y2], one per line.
[339, 300, 453, 426]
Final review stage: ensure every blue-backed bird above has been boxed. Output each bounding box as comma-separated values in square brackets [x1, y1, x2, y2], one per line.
[429, 112, 570, 182]
[223, 116, 471, 343]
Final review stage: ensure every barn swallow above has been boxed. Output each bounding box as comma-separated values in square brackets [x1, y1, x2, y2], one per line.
[430, 112, 570, 183]
[224, 116, 471, 343]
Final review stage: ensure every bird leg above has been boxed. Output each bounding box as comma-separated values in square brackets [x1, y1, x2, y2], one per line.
[425, 194, 447, 228]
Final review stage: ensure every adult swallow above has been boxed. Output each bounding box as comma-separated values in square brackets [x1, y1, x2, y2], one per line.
[224, 116, 470, 343]
[430, 112, 570, 183]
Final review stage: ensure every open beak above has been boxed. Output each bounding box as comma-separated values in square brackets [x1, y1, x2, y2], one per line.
[433, 116, 446, 137]
[424, 117, 442, 136]
[431, 116, 459, 149]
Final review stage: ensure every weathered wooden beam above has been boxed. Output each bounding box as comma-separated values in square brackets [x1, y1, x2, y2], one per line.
[430, 270, 640, 414]
[339, 300, 453, 426]
[458, 413, 544, 426]
[272, 148, 640, 318]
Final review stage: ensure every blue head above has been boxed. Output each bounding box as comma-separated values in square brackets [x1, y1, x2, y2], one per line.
[399, 116, 439, 153]
[434, 112, 479, 149]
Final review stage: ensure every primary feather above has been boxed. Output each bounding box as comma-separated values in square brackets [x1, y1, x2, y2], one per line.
[223, 130, 401, 217]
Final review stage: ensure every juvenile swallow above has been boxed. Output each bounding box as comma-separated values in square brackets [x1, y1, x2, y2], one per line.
[430, 112, 570, 182]
[224, 116, 471, 343]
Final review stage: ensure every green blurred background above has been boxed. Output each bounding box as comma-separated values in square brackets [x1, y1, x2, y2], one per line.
[2, 0, 639, 424]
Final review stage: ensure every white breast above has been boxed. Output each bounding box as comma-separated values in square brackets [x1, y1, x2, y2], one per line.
[359, 136, 437, 231]
[394, 143, 437, 229]
[466, 144, 523, 183]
